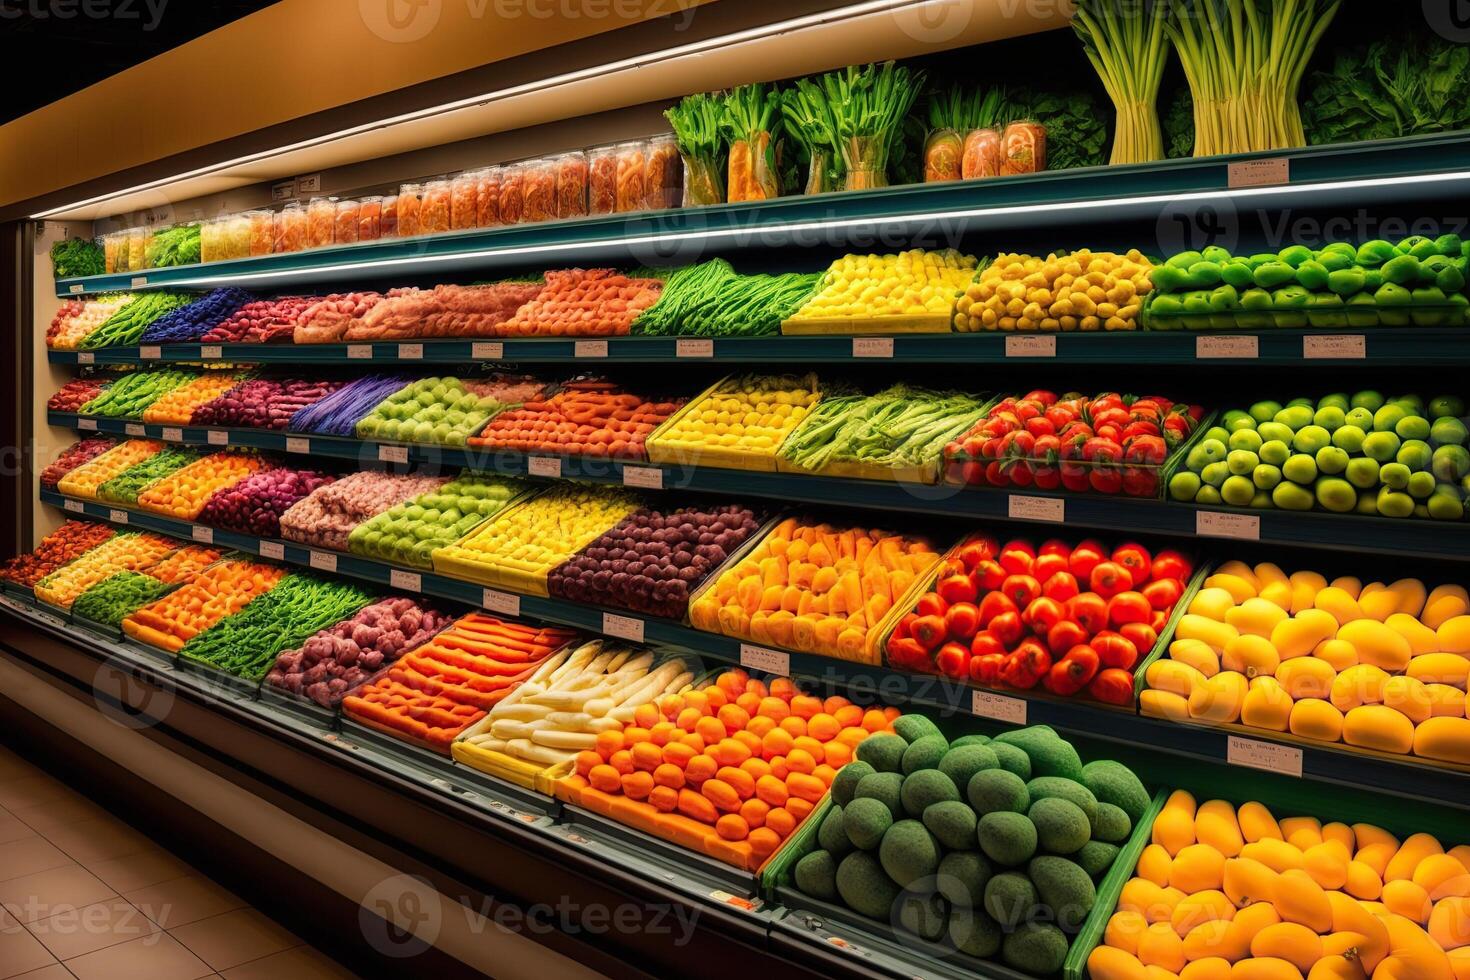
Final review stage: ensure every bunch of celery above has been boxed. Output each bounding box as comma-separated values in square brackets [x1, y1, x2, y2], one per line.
[665, 93, 727, 206]
[780, 386, 989, 473]
[782, 78, 842, 194]
[822, 62, 925, 190]
[632, 259, 819, 337]
[1073, 0, 1169, 164]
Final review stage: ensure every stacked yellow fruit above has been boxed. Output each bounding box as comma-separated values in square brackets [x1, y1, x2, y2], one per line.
[33, 532, 175, 609]
[955, 249, 1153, 332]
[56, 439, 164, 499]
[1089, 791, 1470, 980]
[1142, 561, 1470, 766]
[432, 486, 641, 596]
[786, 249, 978, 320]
[142, 372, 246, 424]
[646, 374, 821, 471]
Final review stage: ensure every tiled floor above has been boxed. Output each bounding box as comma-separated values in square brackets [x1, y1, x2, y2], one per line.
[0, 744, 359, 980]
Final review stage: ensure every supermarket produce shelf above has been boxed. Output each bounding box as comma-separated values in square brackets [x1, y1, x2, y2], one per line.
[42, 327, 1470, 367]
[37, 487, 1470, 810]
[52, 132, 1470, 299]
[47, 411, 1470, 562]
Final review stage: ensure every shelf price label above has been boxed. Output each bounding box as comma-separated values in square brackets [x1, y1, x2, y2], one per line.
[1196, 335, 1259, 359]
[1196, 510, 1261, 540]
[390, 569, 422, 592]
[676, 338, 714, 358]
[621, 465, 663, 490]
[78, 418, 97, 431]
[1008, 495, 1065, 523]
[603, 613, 644, 643]
[1227, 157, 1290, 188]
[207, 430, 229, 446]
[124, 423, 145, 437]
[377, 444, 409, 464]
[709, 889, 761, 912]
[398, 343, 424, 360]
[740, 644, 790, 677]
[76, 352, 94, 364]
[69, 284, 84, 294]
[131, 276, 149, 289]
[258, 541, 285, 560]
[574, 340, 608, 358]
[200, 345, 223, 360]
[852, 337, 894, 358]
[108, 509, 128, 525]
[285, 437, 310, 454]
[971, 690, 1027, 723]
[527, 456, 561, 478]
[482, 589, 520, 617]
[347, 345, 373, 359]
[139, 346, 161, 360]
[161, 427, 183, 442]
[472, 342, 504, 360]
[1005, 335, 1057, 358]
[309, 551, 338, 572]
[1227, 735, 1302, 777]
[191, 526, 214, 544]
[1303, 334, 1365, 359]
[63, 499, 84, 513]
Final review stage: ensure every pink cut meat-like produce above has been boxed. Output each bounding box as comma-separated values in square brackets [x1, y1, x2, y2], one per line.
[279, 471, 451, 551]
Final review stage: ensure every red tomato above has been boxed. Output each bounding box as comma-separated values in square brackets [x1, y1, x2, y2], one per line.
[887, 637, 928, 669]
[1141, 577, 1184, 611]
[1046, 619, 1090, 657]
[1090, 561, 1132, 600]
[945, 602, 981, 641]
[1069, 539, 1107, 580]
[916, 593, 948, 618]
[1023, 596, 1064, 633]
[1151, 549, 1193, 583]
[1002, 640, 1051, 690]
[1066, 593, 1108, 636]
[1111, 542, 1153, 587]
[973, 560, 1008, 592]
[1038, 538, 1072, 559]
[1150, 609, 1169, 633]
[1033, 552, 1069, 582]
[956, 535, 999, 570]
[1088, 667, 1135, 705]
[1107, 591, 1152, 626]
[912, 615, 948, 652]
[1024, 389, 1058, 405]
[998, 541, 1036, 576]
[936, 574, 978, 606]
[977, 592, 1018, 625]
[935, 642, 970, 679]
[1119, 622, 1158, 653]
[892, 614, 914, 639]
[1003, 574, 1041, 610]
[1093, 630, 1139, 671]
[1042, 571, 1080, 603]
[1044, 644, 1100, 696]
[970, 631, 1007, 659]
[989, 611, 1024, 648]
[970, 652, 1007, 685]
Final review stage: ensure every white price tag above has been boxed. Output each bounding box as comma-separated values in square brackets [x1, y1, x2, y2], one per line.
[258, 541, 285, 560]
[191, 526, 214, 544]
[740, 644, 790, 676]
[63, 499, 83, 513]
[1196, 335, 1259, 359]
[77, 352, 94, 364]
[161, 427, 183, 442]
[482, 589, 521, 617]
[971, 690, 1027, 723]
[347, 344, 373, 359]
[676, 338, 714, 358]
[574, 340, 608, 358]
[78, 418, 97, 431]
[377, 444, 409, 464]
[131, 276, 148, 289]
[200, 345, 223, 359]
[709, 889, 760, 912]
[1004, 335, 1057, 357]
[390, 569, 423, 592]
[1008, 495, 1066, 523]
[69, 284, 84, 294]
[622, 465, 663, 490]
[527, 456, 562, 478]
[309, 550, 337, 572]
[1227, 735, 1302, 777]
[285, 437, 310, 454]
[1303, 334, 1365, 359]
[852, 337, 894, 358]
[1227, 157, 1290, 188]
[108, 509, 128, 525]
[124, 423, 145, 437]
[139, 346, 161, 360]
[206, 430, 229, 446]
[1196, 510, 1261, 540]
[398, 343, 423, 360]
[472, 342, 504, 360]
[603, 612, 644, 643]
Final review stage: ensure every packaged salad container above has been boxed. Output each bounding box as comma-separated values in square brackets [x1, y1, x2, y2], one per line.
[379, 194, 399, 238]
[474, 167, 501, 227]
[644, 134, 682, 210]
[357, 196, 382, 241]
[555, 152, 587, 218]
[274, 202, 306, 253]
[451, 171, 479, 230]
[420, 179, 452, 234]
[396, 183, 422, 237]
[615, 140, 648, 213]
[306, 197, 336, 248]
[962, 128, 1002, 179]
[333, 199, 360, 243]
[245, 210, 273, 256]
[588, 143, 617, 215]
[498, 163, 525, 225]
[1000, 120, 1047, 175]
[522, 157, 557, 224]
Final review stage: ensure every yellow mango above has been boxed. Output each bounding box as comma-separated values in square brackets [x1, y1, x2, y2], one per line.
[1227, 598, 1290, 639]
[1191, 587, 1240, 622]
[1384, 879, 1433, 922]
[1423, 584, 1470, 630]
[1323, 822, 1356, 851]
[1414, 716, 1470, 764]
[1278, 658, 1336, 700]
[1452, 845, 1470, 873]
[1281, 817, 1323, 851]
[1315, 587, 1365, 626]
[1260, 582, 1294, 611]
[1217, 561, 1261, 588]
[1430, 896, 1470, 950]
[1122, 879, 1173, 923]
[1320, 932, 1370, 960]
[1353, 823, 1400, 853]
[1330, 664, 1391, 711]
[1426, 684, 1467, 718]
[1357, 843, 1400, 879]
[1409, 653, 1470, 690]
[1313, 639, 1359, 672]
[1303, 840, 1351, 890]
[1205, 574, 1257, 605]
[1289, 699, 1344, 742]
[1389, 578, 1428, 618]
[1358, 583, 1399, 622]
[1172, 638, 1222, 677]
[1173, 891, 1236, 938]
[1345, 861, 1383, 900]
[1306, 954, 1366, 980]
[1341, 704, 1414, 754]
[1179, 615, 1242, 656]
[1253, 563, 1289, 589]
[1217, 902, 1280, 962]
[1451, 948, 1470, 980]
[1437, 615, 1470, 655]
[1272, 610, 1339, 660]
[1139, 844, 1175, 887]
[1224, 858, 1281, 908]
[1140, 921, 1188, 971]
[1289, 570, 1329, 615]
[1182, 919, 1233, 962]
[1150, 659, 1209, 697]
[1251, 921, 1321, 972]
[1107, 909, 1151, 955]
[1273, 868, 1333, 933]
[1382, 676, 1433, 723]
[1376, 913, 1454, 980]
[1239, 801, 1284, 842]
[1142, 689, 1192, 722]
[1090, 945, 1151, 980]
[1197, 800, 1245, 858]
[1330, 576, 1363, 599]
[1224, 634, 1282, 678]
[1326, 891, 1390, 970]
[1414, 854, 1470, 900]
[1336, 619, 1413, 672]
[1386, 613, 1439, 656]
[1230, 958, 1305, 980]
[1386, 833, 1446, 883]
[1242, 839, 1306, 874]
[1172, 844, 1228, 893]
[1189, 672, 1248, 723]
[1154, 790, 1199, 856]
[1182, 957, 1232, 980]
[1241, 683, 1293, 731]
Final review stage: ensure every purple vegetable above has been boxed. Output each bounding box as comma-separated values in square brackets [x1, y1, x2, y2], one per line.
[140, 288, 256, 344]
[287, 375, 411, 436]
[196, 467, 335, 537]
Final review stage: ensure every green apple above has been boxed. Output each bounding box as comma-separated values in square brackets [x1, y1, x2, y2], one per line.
[1433, 444, 1470, 483]
[1259, 440, 1291, 466]
[1380, 462, 1411, 489]
[1350, 390, 1385, 411]
[1201, 461, 1230, 487]
[1253, 464, 1283, 490]
[1394, 394, 1426, 416]
[1312, 405, 1346, 431]
[1292, 425, 1332, 455]
[1346, 457, 1381, 489]
[1229, 429, 1264, 453]
[1272, 481, 1315, 510]
[1257, 422, 1296, 444]
[1274, 405, 1315, 430]
[1395, 415, 1431, 441]
[1356, 490, 1379, 515]
[1429, 395, 1466, 419]
[1224, 410, 1256, 432]
[1408, 471, 1438, 498]
[1228, 449, 1260, 475]
[1316, 446, 1349, 474]
[1249, 400, 1283, 424]
[1362, 431, 1402, 463]
[1222, 475, 1256, 506]
[1316, 393, 1350, 411]
[1282, 454, 1318, 485]
[1315, 477, 1356, 513]
[1250, 491, 1272, 509]
[1397, 439, 1432, 471]
[1169, 471, 1202, 501]
[1203, 425, 1231, 444]
[1332, 425, 1366, 454]
[1428, 487, 1466, 520]
[1287, 397, 1314, 409]
[1189, 439, 1229, 470]
[1195, 485, 1223, 505]
[1431, 417, 1468, 447]
[1373, 404, 1407, 432]
[1344, 407, 1375, 430]
[1376, 487, 1415, 518]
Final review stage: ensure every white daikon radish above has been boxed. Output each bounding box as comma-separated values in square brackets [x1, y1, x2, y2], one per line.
[510, 740, 578, 765]
[531, 729, 598, 750]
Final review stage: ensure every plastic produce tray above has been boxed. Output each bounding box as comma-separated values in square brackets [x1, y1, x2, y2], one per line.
[257, 682, 341, 731]
[779, 312, 955, 335]
[645, 374, 824, 473]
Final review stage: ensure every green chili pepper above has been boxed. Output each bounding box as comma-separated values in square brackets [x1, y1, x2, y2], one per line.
[1295, 260, 1329, 291]
[1219, 261, 1254, 289]
[1356, 240, 1397, 267]
[1253, 262, 1297, 289]
[1277, 244, 1314, 268]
